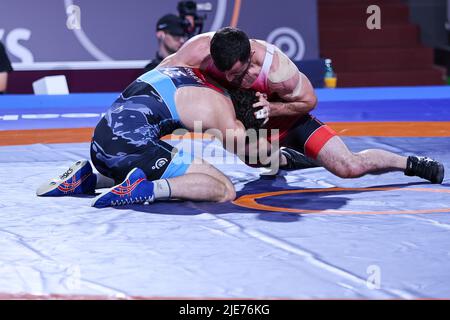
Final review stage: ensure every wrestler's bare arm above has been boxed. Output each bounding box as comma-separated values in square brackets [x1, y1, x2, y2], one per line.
[204, 94, 282, 167]
[191, 92, 250, 157]
[265, 49, 318, 117]
[157, 33, 213, 69]
[175, 86, 243, 144]
[177, 87, 282, 167]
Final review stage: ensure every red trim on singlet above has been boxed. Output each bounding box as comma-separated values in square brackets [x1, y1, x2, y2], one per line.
[266, 115, 303, 143]
[304, 125, 336, 159]
[192, 68, 226, 94]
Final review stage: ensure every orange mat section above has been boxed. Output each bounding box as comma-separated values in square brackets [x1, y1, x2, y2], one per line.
[330, 122, 450, 137]
[1, 122, 449, 146]
[0, 127, 94, 146]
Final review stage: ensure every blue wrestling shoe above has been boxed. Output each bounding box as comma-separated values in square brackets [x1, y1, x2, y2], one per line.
[36, 160, 96, 196]
[91, 168, 155, 208]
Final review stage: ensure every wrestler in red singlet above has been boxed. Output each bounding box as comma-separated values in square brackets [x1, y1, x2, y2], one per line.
[205, 43, 336, 160]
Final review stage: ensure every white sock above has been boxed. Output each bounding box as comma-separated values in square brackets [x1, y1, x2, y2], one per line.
[153, 179, 171, 200]
[95, 173, 115, 189]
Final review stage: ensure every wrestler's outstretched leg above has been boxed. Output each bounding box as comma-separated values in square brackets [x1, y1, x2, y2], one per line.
[316, 136, 444, 183]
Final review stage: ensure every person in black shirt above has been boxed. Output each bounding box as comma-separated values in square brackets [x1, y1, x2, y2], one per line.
[144, 14, 187, 72]
[0, 42, 13, 93]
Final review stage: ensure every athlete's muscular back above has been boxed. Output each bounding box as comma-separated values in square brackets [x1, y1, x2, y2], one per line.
[174, 85, 246, 151]
[175, 86, 242, 133]
[159, 33, 214, 70]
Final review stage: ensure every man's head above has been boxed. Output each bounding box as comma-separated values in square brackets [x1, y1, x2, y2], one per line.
[210, 27, 252, 85]
[156, 14, 187, 57]
[228, 88, 265, 130]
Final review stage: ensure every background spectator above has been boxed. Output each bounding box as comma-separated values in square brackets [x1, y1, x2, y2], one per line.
[144, 14, 187, 72]
[0, 41, 13, 93]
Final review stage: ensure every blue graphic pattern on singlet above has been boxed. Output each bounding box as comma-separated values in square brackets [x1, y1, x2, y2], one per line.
[92, 67, 209, 171]
[108, 67, 211, 143]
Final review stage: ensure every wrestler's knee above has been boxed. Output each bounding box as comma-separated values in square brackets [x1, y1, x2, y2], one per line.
[331, 155, 365, 178]
[219, 180, 236, 202]
[215, 183, 236, 202]
[205, 165, 236, 202]
[203, 162, 236, 201]
[200, 162, 236, 201]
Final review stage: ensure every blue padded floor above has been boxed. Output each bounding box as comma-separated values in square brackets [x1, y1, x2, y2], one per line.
[1, 86, 449, 299]
[1, 137, 449, 299]
[1, 86, 450, 130]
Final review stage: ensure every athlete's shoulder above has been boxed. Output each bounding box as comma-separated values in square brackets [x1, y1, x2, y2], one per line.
[268, 46, 300, 85]
[252, 39, 270, 47]
[160, 33, 212, 68]
[183, 32, 213, 52]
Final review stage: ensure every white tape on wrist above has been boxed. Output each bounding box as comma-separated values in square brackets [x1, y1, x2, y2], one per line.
[255, 106, 269, 119]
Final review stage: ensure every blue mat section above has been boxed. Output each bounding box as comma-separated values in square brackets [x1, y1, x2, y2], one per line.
[312, 99, 450, 122]
[0, 93, 117, 130]
[0, 93, 119, 112]
[1, 87, 449, 130]
[1, 137, 449, 298]
[0, 93, 118, 109]
[315, 86, 450, 101]
[190, 137, 450, 216]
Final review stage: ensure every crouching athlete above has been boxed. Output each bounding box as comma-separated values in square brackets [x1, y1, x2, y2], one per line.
[36, 67, 279, 208]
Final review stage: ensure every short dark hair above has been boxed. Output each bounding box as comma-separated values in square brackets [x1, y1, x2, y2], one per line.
[228, 88, 265, 130]
[210, 27, 251, 72]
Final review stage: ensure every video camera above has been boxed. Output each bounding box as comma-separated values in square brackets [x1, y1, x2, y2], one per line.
[177, 1, 212, 38]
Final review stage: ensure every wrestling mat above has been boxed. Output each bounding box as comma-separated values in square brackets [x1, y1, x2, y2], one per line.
[0, 86, 449, 299]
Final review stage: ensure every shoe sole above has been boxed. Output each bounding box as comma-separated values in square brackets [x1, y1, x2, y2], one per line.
[91, 168, 141, 208]
[36, 160, 92, 196]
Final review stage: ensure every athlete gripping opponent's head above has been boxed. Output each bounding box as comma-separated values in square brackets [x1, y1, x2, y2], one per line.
[36, 66, 287, 207]
[228, 88, 265, 130]
[157, 27, 444, 184]
[36, 31, 445, 205]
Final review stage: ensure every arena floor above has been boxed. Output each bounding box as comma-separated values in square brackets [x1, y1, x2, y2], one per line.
[0, 86, 449, 299]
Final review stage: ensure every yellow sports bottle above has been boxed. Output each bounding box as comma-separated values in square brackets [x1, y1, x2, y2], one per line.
[324, 58, 337, 88]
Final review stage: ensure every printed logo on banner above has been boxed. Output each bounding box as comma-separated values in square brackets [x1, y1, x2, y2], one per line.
[266, 27, 306, 61]
[0, 28, 34, 63]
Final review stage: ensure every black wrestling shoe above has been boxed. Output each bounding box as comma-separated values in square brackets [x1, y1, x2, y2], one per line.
[404, 156, 445, 184]
[280, 147, 320, 170]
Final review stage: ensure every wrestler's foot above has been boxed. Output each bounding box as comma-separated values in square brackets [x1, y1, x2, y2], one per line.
[36, 160, 96, 196]
[280, 147, 320, 170]
[404, 156, 445, 184]
[91, 168, 154, 208]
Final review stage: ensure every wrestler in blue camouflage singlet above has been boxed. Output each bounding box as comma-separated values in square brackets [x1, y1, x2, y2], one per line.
[90, 67, 211, 183]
